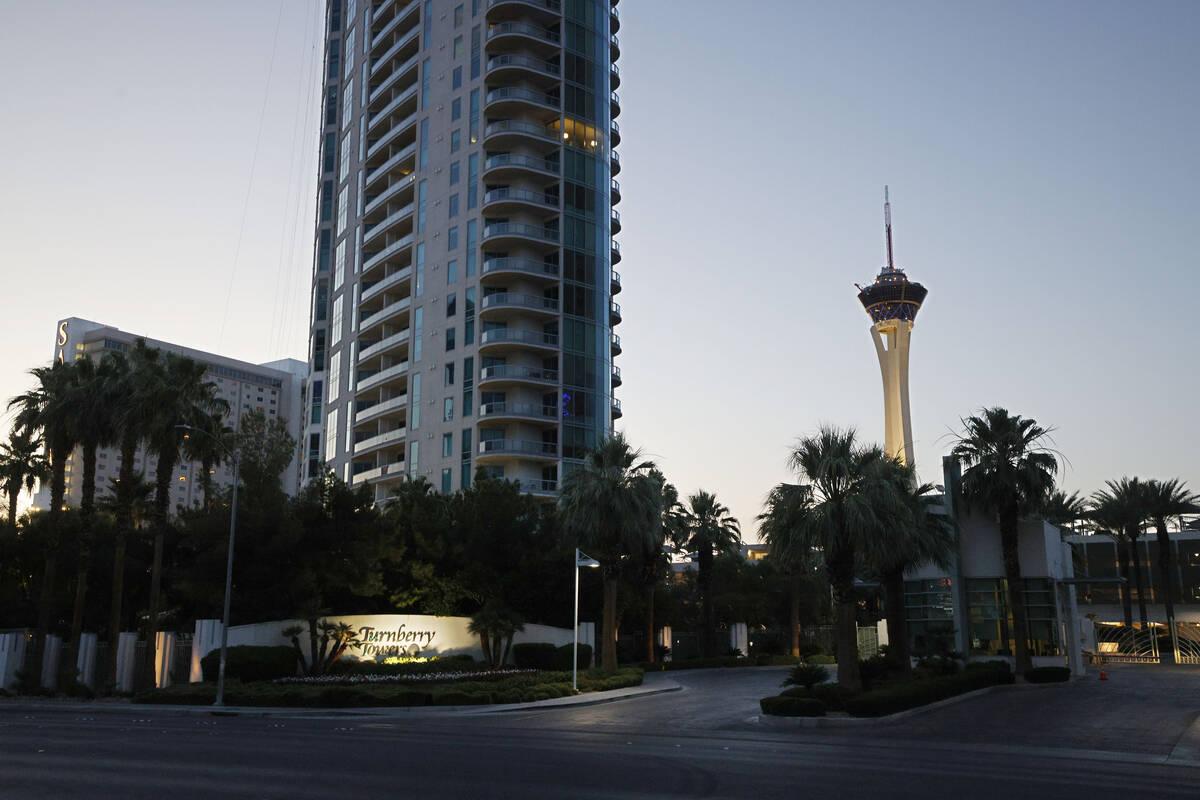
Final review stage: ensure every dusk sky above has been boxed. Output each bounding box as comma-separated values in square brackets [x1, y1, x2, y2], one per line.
[2, 1, 1197, 535]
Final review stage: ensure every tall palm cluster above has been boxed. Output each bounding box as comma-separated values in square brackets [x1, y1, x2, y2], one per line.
[759, 426, 955, 691]
[3, 340, 228, 675]
[557, 434, 744, 670]
[1088, 477, 1199, 630]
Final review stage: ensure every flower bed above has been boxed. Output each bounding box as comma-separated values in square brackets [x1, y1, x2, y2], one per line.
[277, 667, 535, 685]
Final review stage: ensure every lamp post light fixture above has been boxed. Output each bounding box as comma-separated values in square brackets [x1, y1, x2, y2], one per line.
[573, 548, 600, 692]
[177, 424, 241, 708]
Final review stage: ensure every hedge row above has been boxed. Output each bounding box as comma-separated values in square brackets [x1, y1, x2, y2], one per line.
[843, 663, 1013, 717]
[759, 696, 825, 717]
[134, 667, 643, 707]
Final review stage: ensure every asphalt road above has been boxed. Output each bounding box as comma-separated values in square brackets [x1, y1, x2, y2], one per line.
[1, 666, 1197, 799]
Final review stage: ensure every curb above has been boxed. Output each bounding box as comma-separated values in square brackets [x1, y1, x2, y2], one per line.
[754, 684, 1011, 728]
[0, 681, 682, 719]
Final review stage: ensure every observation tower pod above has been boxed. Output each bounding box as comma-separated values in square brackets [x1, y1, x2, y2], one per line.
[856, 188, 927, 466]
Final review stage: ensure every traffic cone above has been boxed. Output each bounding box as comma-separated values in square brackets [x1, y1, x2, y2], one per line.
[1099, 670, 1107, 681]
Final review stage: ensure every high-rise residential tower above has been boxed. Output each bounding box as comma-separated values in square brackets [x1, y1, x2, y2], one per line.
[856, 189, 927, 466]
[305, 0, 622, 501]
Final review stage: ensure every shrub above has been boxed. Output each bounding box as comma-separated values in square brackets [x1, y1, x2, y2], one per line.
[966, 660, 1015, 684]
[913, 655, 960, 680]
[1024, 666, 1070, 684]
[754, 654, 802, 667]
[797, 641, 826, 658]
[857, 655, 896, 690]
[783, 664, 829, 691]
[844, 667, 1010, 717]
[512, 642, 558, 670]
[808, 654, 836, 665]
[200, 646, 297, 683]
[552, 643, 593, 671]
[760, 695, 826, 717]
[808, 682, 858, 711]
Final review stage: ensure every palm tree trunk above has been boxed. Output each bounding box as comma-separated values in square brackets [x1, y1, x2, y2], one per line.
[600, 571, 619, 671]
[698, 545, 714, 657]
[1000, 507, 1033, 676]
[1155, 518, 1177, 630]
[34, 449, 67, 677]
[108, 435, 137, 686]
[6, 485, 18, 529]
[145, 447, 174, 642]
[789, 573, 801, 658]
[829, 546, 861, 691]
[1129, 530, 1148, 626]
[643, 580, 655, 663]
[882, 568, 911, 674]
[1114, 538, 1132, 628]
[69, 443, 99, 651]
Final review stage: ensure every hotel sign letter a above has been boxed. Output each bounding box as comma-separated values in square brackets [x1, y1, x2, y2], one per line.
[56, 320, 69, 363]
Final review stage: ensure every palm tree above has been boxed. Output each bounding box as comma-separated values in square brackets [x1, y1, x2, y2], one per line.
[0, 429, 47, 530]
[786, 426, 899, 691]
[951, 407, 1058, 676]
[869, 464, 955, 673]
[1092, 478, 1150, 626]
[640, 470, 683, 663]
[1088, 497, 1135, 628]
[65, 355, 121, 651]
[759, 482, 817, 657]
[1143, 479, 1200, 632]
[1041, 489, 1088, 531]
[558, 433, 661, 670]
[182, 410, 232, 509]
[681, 490, 742, 657]
[140, 351, 227, 640]
[8, 361, 77, 652]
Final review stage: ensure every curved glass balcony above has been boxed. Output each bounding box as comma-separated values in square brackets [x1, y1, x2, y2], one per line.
[483, 119, 560, 148]
[611, 119, 620, 146]
[611, 149, 621, 175]
[478, 364, 559, 387]
[480, 292, 560, 315]
[482, 257, 560, 282]
[610, 332, 621, 355]
[478, 438, 559, 460]
[610, 91, 620, 117]
[610, 269, 621, 295]
[610, 208, 621, 234]
[485, 86, 561, 118]
[610, 33, 620, 60]
[486, 54, 561, 84]
[479, 327, 559, 351]
[482, 153, 560, 181]
[610, 178, 621, 204]
[611, 239, 621, 264]
[486, 21, 562, 52]
[481, 187, 559, 214]
[611, 365, 622, 387]
[478, 401, 559, 423]
[610, 299, 622, 324]
[611, 397, 622, 419]
[481, 222, 560, 248]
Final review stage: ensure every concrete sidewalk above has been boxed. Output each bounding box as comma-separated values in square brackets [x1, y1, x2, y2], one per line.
[0, 679, 682, 719]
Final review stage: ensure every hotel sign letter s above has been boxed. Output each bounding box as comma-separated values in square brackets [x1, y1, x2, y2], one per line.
[56, 320, 69, 364]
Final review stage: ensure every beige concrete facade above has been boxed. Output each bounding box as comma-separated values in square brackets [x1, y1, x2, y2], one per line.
[36, 317, 307, 511]
[869, 318, 915, 466]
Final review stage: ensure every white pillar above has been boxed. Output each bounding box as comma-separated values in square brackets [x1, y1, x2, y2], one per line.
[114, 632, 138, 693]
[76, 633, 98, 689]
[191, 619, 222, 682]
[876, 619, 890, 649]
[729, 623, 749, 657]
[155, 632, 176, 688]
[0, 632, 28, 690]
[656, 626, 672, 661]
[870, 321, 915, 466]
[41, 635, 63, 690]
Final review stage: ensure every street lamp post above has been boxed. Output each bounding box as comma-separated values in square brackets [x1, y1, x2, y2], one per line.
[177, 424, 240, 708]
[573, 548, 600, 692]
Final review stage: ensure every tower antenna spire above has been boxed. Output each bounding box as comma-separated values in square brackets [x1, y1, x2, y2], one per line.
[884, 185, 894, 270]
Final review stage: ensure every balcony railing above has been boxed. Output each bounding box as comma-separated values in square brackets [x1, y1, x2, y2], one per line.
[483, 119, 559, 143]
[486, 54, 561, 77]
[479, 401, 559, 420]
[359, 296, 412, 330]
[480, 328, 559, 348]
[358, 360, 410, 391]
[480, 292, 560, 313]
[479, 439, 559, 457]
[487, 0, 562, 11]
[524, 478, 558, 494]
[357, 328, 411, 362]
[610, 300, 622, 320]
[482, 222, 560, 245]
[486, 87, 560, 110]
[482, 187, 558, 209]
[361, 266, 412, 303]
[483, 153, 560, 175]
[354, 427, 406, 454]
[361, 233, 414, 272]
[480, 365, 559, 383]
[482, 257, 560, 279]
[363, 202, 414, 244]
[487, 21, 561, 44]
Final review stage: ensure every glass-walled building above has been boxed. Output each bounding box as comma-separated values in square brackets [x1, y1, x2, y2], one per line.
[305, 0, 623, 501]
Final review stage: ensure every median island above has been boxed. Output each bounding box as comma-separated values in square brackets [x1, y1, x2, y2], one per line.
[136, 643, 643, 708]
